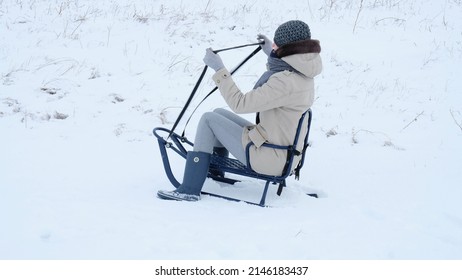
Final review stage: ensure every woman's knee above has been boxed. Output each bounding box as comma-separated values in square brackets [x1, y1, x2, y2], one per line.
[213, 108, 238, 120]
[199, 111, 218, 123]
[213, 107, 228, 115]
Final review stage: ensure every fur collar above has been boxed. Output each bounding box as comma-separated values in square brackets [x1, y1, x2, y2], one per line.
[276, 39, 321, 58]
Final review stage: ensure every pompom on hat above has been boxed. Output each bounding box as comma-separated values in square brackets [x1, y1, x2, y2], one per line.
[273, 20, 311, 47]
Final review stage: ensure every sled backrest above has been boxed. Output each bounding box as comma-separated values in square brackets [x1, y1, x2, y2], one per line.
[244, 108, 312, 179]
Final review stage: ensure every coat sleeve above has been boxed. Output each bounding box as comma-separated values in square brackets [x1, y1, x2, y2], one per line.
[212, 68, 295, 114]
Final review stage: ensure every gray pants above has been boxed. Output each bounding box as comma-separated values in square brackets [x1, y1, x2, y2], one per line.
[193, 108, 253, 164]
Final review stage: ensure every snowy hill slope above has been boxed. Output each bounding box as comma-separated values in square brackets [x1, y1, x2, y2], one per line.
[1, 0, 461, 259]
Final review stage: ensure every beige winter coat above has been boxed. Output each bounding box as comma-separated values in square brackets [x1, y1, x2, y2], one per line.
[212, 51, 322, 176]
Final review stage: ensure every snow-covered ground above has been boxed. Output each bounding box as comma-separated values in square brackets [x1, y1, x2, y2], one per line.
[1, 0, 461, 259]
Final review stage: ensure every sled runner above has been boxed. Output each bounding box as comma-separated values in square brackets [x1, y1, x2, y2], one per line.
[152, 42, 317, 206]
[153, 109, 315, 207]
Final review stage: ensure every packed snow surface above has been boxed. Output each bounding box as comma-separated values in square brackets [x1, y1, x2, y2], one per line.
[1, 0, 461, 259]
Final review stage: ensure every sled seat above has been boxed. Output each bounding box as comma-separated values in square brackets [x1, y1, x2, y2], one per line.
[205, 109, 315, 206]
[153, 109, 315, 207]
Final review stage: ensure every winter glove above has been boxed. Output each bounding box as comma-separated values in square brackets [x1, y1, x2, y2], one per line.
[257, 34, 273, 56]
[203, 48, 225, 71]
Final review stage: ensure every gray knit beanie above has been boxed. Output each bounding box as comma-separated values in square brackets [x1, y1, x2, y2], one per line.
[273, 20, 311, 47]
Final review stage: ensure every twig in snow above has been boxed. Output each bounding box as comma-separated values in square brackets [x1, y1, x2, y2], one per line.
[106, 26, 112, 47]
[449, 109, 462, 132]
[23, 110, 28, 128]
[306, 0, 314, 20]
[204, 0, 212, 13]
[375, 17, 406, 26]
[158, 106, 182, 125]
[166, 55, 191, 72]
[401, 111, 425, 131]
[70, 20, 84, 38]
[353, 0, 364, 33]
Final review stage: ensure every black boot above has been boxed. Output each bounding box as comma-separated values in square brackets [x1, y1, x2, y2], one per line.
[209, 147, 229, 178]
[157, 151, 211, 201]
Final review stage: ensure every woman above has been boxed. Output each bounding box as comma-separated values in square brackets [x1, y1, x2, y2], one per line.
[157, 20, 322, 201]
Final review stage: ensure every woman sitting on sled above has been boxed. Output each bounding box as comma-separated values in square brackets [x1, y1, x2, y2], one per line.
[157, 20, 322, 201]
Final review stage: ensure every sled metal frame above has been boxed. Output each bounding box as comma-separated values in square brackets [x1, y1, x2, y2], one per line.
[153, 109, 314, 207]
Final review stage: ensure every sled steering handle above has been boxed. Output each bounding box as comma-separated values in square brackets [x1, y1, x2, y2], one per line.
[213, 41, 264, 53]
[167, 42, 263, 140]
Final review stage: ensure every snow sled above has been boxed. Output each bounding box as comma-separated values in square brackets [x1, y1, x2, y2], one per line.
[153, 109, 317, 207]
